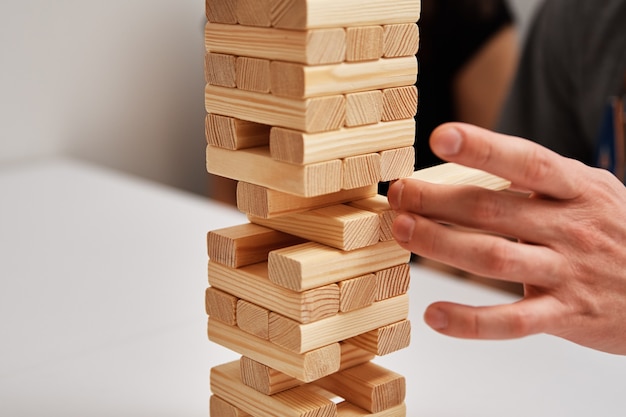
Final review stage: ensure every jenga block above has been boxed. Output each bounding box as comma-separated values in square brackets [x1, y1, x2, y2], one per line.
[374, 264, 411, 301]
[237, 300, 270, 339]
[411, 162, 511, 190]
[207, 223, 304, 268]
[345, 320, 411, 356]
[240, 356, 302, 395]
[209, 261, 340, 323]
[337, 402, 406, 417]
[269, 294, 409, 353]
[237, 182, 378, 219]
[249, 204, 380, 251]
[236, 0, 271, 27]
[269, 119, 415, 165]
[208, 321, 341, 382]
[205, 287, 238, 326]
[206, 146, 343, 197]
[270, 0, 422, 29]
[211, 361, 337, 417]
[314, 361, 405, 413]
[206, 85, 345, 134]
[346, 26, 384, 62]
[348, 195, 395, 241]
[383, 23, 420, 58]
[269, 57, 417, 99]
[342, 153, 381, 190]
[236, 57, 271, 93]
[339, 342, 376, 370]
[205, 52, 236, 87]
[345, 90, 383, 127]
[379, 147, 415, 182]
[338, 274, 376, 312]
[205, 22, 346, 65]
[381, 86, 418, 122]
[205, 114, 270, 150]
[206, 0, 237, 24]
[210, 395, 251, 417]
[268, 240, 410, 292]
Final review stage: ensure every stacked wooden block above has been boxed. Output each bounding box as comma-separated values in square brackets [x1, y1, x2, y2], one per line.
[204, 0, 421, 416]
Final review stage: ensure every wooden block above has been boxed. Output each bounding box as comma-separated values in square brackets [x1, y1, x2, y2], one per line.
[268, 240, 411, 292]
[374, 264, 411, 301]
[270, 0, 422, 29]
[205, 84, 345, 134]
[269, 119, 415, 165]
[208, 320, 341, 382]
[205, 52, 236, 88]
[205, 287, 238, 325]
[240, 356, 302, 395]
[338, 274, 376, 312]
[236, 182, 378, 219]
[411, 162, 511, 190]
[236, 57, 271, 93]
[205, 22, 346, 65]
[339, 342, 376, 370]
[205, 114, 270, 150]
[206, 146, 343, 197]
[345, 320, 411, 356]
[249, 204, 380, 251]
[237, 300, 270, 339]
[236, 0, 271, 27]
[348, 195, 395, 241]
[314, 361, 405, 413]
[379, 146, 415, 182]
[206, 0, 237, 24]
[345, 91, 383, 127]
[211, 361, 337, 417]
[210, 395, 251, 417]
[207, 222, 304, 268]
[381, 85, 418, 122]
[346, 26, 383, 62]
[269, 57, 417, 99]
[269, 294, 409, 353]
[209, 261, 340, 323]
[383, 23, 420, 58]
[337, 402, 406, 417]
[342, 153, 381, 190]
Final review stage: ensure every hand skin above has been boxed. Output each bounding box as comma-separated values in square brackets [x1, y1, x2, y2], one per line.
[388, 122, 626, 355]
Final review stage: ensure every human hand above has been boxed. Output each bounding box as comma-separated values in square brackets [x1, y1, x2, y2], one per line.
[388, 122, 626, 355]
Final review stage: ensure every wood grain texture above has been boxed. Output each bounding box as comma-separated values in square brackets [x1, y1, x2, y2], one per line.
[381, 85, 418, 122]
[345, 26, 384, 62]
[345, 320, 411, 356]
[345, 90, 383, 127]
[348, 195, 396, 241]
[240, 356, 303, 395]
[338, 274, 376, 312]
[411, 162, 511, 190]
[205, 286, 238, 326]
[210, 395, 251, 417]
[342, 153, 381, 190]
[236, 0, 271, 26]
[205, 114, 270, 150]
[379, 146, 415, 182]
[237, 300, 270, 339]
[236, 57, 271, 93]
[374, 264, 411, 301]
[383, 23, 420, 58]
[206, 0, 237, 24]
[337, 402, 406, 417]
[205, 52, 236, 87]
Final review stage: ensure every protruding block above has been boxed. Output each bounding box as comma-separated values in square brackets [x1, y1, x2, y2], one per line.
[339, 342, 376, 370]
[338, 274, 376, 312]
[236, 0, 271, 26]
[337, 402, 406, 417]
[379, 147, 415, 182]
[205, 287, 238, 326]
[345, 320, 411, 356]
[346, 26, 384, 62]
[206, 0, 237, 24]
[381, 86, 418, 122]
[205, 52, 236, 88]
[236, 57, 271, 93]
[342, 153, 381, 190]
[411, 162, 511, 190]
[240, 356, 302, 395]
[348, 195, 395, 241]
[345, 91, 383, 127]
[383, 23, 420, 58]
[237, 300, 270, 339]
[210, 395, 251, 417]
[205, 114, 270, 150]
[374, 264, 411, 301]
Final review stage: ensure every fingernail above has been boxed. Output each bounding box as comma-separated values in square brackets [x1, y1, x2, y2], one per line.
[432, 127, 462, 157]
[424, 307, 448, 330]
[392, 213, 415, 243]
[387, 180, 404, 210]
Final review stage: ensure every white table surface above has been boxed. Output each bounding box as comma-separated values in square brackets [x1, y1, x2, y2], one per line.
[1, 157, 625, 417]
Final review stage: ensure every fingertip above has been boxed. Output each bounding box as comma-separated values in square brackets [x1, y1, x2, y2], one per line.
[430, 124, 463, 158]
[391, 213, 415, 244]
[424, 305, 448, 330]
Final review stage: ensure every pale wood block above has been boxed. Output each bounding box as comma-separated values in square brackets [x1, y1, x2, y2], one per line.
[381, 86, 418, 122]
[205, 52, 236, 88]
[346, 26, 383, 62]
[348, 195, 395, 241]
[237, 182, 378, 219]
[236, 57, 271, 93]
[383, 23, 419, 58]
[249, 204, 380, 251]
[268, 240, 411, 292]
[237, 300, 270, 339]
[240, 356, 302, 395]
[379, 146, 415, 183]
[209, 261, 340, 323]
[269, 57, 417, 99]
[210, 395, 251, 417]
[206, 0, 237, 24]
[205, 22, 346, 65]
[207, 222, 304, 268]
[314, 361, 405, 413]
[210, 361, 337, 416]
[205, 84, 345, 134]
[345, 91, 383, 127]
[269, 119, 415, 165]
[374, 264, 411, 301]
[338, 274, 376, 312]
[236, 0, 271, 27]
[339, 342, 376, 370]
[206, 146, 343, 197]
[411, 162, 511, 190]
[345, 320, 411, 356]
[205, 287, 238, 325]
[208, 320, 341, 382]
[205, 114, 270, 150]
[269, 294, 409, 353]
[270, 0, 422, 29]
[342, 153, 381, 190]
[337, 402, 406, 417]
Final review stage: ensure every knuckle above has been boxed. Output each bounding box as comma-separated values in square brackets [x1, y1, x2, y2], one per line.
[483, 239, 517, 276]
[469, 190, 504, 223]
[522, 147, 552, 184]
